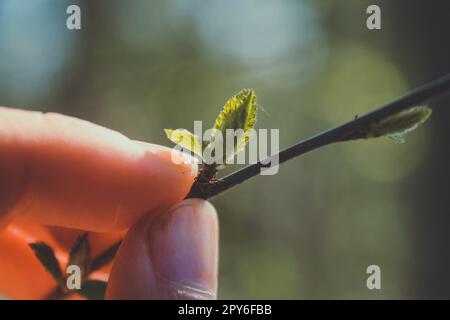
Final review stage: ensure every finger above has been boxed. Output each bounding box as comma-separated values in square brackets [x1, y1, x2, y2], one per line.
[105, 199, 219, 300]
[0, 107, 197, 231]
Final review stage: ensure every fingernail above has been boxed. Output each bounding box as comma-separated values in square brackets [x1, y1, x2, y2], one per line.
[148, 199, 218, 299]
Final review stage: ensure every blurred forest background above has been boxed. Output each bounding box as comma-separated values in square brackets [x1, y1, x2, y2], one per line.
[1, 0, 449, 299]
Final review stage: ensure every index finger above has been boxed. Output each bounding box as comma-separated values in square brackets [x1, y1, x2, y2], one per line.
[0, 107, 197, 231]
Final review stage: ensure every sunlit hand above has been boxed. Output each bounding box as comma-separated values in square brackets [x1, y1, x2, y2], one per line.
[0, 107, 218, 300]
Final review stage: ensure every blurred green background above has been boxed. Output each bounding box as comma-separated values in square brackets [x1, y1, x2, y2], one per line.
[1, 0, 450, 299]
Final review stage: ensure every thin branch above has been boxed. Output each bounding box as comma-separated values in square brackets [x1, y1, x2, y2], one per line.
[187, 73, 450, 199]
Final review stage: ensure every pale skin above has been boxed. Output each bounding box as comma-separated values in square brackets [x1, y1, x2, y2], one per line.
[0, 107, 218, 299]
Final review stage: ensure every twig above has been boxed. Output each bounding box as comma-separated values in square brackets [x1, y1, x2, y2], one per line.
[187, 73, 450, 199]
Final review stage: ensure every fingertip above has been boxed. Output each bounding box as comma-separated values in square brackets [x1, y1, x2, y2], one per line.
[106, 199, 218, 300]
[103, 141, 199, 230]
[132, 140, 198, 193]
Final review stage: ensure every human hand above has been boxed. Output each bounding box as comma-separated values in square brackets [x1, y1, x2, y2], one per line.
[0, 107, 218, 299]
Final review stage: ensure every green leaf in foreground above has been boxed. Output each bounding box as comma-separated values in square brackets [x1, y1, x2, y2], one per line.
[212, 88, 257, 158]
[164, 128, 203, 158]
[367, 106, 432, 143]
[68, 233, 91, 280]
[29, 242, 64, 284]
[164, 88, 258, 168]
[78, 280, 107, 300]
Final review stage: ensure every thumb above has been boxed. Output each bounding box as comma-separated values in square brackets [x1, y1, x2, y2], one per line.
[105, 199, 219, 300]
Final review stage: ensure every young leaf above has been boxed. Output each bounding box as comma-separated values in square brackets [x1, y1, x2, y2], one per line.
[78, 280, 107, 300]
[164, 128, 203, 158]
[68, 233, 91, 280]
[29, 242, 64, 284]
[367, 106, 432, 143]
[210, 88, 257, 162]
